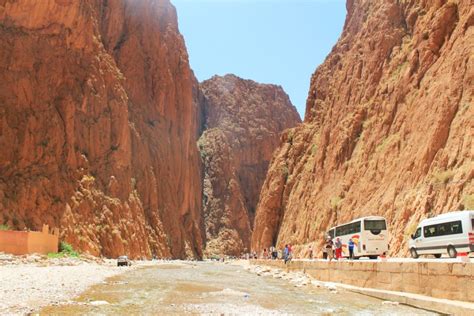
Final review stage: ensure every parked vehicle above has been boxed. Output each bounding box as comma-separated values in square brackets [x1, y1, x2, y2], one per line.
[327, 216, 389, 259]
[117, 255, 132, 266]
[409, 210, 474, 258]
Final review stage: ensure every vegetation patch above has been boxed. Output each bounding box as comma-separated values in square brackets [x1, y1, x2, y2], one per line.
[48, 241, 79, 259]
[431, 169, 455, 185]
[330, 196, 343, 209]
[463, 194, 474, 209]
[0, 224, 10, 231]
[376, 133, 400, 153]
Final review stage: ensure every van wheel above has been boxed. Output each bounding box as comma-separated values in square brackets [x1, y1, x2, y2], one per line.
[447, 246, 457, 258]
[410, 248, 419, 259]
[434, 254, 442, 259]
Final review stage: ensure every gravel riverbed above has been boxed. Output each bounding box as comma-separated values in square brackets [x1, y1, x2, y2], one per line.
[0, 253, 148, 315]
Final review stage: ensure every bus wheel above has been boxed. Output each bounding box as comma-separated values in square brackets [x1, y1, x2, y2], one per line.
[368, 255, 378, 260]
[410, 248, 419, 259]
[434, 254, 442, 259]
[447, 246, 457, 258]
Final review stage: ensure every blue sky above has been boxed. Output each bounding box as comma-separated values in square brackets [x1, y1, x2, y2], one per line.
[172, 0, 346, 118]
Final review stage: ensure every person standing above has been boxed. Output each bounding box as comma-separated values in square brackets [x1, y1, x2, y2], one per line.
[308, 245, 313, 260]
[283, 244, 289, 264]
[325, 237, 334, 261]
[348, 238, 355, 260]
[335, 238, 342, 260]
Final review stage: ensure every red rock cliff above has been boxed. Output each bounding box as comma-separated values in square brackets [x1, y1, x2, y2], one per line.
[252, 0, 473, 256]
[199, 75, 300, 256]
[0, 0, 204, 259]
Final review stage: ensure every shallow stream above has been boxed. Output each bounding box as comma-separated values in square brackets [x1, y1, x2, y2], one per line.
[41, 261, 438, 315]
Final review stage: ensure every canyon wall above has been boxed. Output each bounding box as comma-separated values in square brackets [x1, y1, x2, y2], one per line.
[199, 75, 300, 256]
[0, 0, 204, 259]
[252, 0, 473, 256]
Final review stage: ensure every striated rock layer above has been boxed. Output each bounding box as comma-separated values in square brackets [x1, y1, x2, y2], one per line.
[0, 0, 204, 259]
[199, 75, 300, 256]
[252, 0, 473, 256]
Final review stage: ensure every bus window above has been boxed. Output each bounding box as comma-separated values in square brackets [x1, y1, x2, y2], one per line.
[364, 219, 386, 235]
[364, 220, 387, 230]
[472, 218, 474, 230]
[328, 229, 335, 238]
[335, 221, 361, 237]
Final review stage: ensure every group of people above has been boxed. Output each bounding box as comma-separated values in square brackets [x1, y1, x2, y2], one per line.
[323, 236, 355, 261]
[261, 244, 293, 264]
[256, 236, 357, 262]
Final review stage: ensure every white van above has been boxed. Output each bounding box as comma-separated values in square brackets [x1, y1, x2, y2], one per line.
[409, 210, 474, 258]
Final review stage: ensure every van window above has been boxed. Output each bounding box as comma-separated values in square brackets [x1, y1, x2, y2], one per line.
[423, 220, 463, 238]
[414, 227, 421, 239]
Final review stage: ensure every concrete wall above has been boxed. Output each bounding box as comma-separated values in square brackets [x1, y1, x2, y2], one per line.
[0, 225, 58, 255]
[253, 259, 474, 303]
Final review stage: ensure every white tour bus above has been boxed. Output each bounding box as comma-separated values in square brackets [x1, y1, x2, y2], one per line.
[327, 216, 389, 259]
[409, 210, 474, 258]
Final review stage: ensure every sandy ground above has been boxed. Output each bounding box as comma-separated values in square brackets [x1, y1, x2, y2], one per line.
[0, 253, 151, 315]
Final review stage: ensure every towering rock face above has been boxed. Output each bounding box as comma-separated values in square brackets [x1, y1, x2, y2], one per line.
[252, 0, 473, 256]
[0, 0, 204, 259]
[199, 75, 300, 256]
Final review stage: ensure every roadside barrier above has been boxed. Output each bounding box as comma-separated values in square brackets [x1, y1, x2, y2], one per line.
[457, 252, 470, 263]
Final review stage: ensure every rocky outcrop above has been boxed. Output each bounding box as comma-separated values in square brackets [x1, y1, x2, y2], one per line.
[0, 0, 204, 259]
[199, 75, 300, 256]
[252, 0, 473, 256]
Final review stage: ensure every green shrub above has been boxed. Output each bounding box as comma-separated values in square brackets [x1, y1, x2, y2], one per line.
[432, 170, 455, 185]
[0, 224, 10, 231]
[58, 241, 79, 257]
[330, 196, 343, 209]
[47, 252, 65, 259]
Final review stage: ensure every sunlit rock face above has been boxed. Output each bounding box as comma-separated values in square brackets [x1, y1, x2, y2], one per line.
[252, 0, 473, 257]
[0, 0, 204, 259]
[199, 75, 301, 256]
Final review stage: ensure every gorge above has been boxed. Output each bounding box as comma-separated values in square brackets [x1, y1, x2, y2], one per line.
[252, 0, 473, 256]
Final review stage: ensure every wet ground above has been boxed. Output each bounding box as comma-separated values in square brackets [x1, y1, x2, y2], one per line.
[41, 261, 439, 315]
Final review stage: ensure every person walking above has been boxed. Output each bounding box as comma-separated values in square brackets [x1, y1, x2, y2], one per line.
[325, 237, 334, 261]
[283, 244, 289, 264]
[308, 245, 313, 259]
[335, 238, 342, 260]
[348, 238, 355, 260]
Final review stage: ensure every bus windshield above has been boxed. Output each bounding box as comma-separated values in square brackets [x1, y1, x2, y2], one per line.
[364, 219, 387, 231]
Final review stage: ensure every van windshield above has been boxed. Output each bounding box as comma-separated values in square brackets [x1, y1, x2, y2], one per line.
[364, 220, 387, 231]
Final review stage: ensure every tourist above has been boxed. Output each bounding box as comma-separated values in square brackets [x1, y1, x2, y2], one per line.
[283, 244, 289, 264]
[348, 238, 355, 260]
[325, 237, 334, 261]
[308, 245, 313, 259]
[263, 248, 268, 259]
[272, 246, 278, 260]
[335, 237, 342, 260]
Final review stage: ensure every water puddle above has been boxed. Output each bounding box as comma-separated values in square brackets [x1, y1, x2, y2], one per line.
[41, 261, 439, 315]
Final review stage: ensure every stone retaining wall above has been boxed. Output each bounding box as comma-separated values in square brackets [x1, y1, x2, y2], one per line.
[253, 259, 474, 303]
